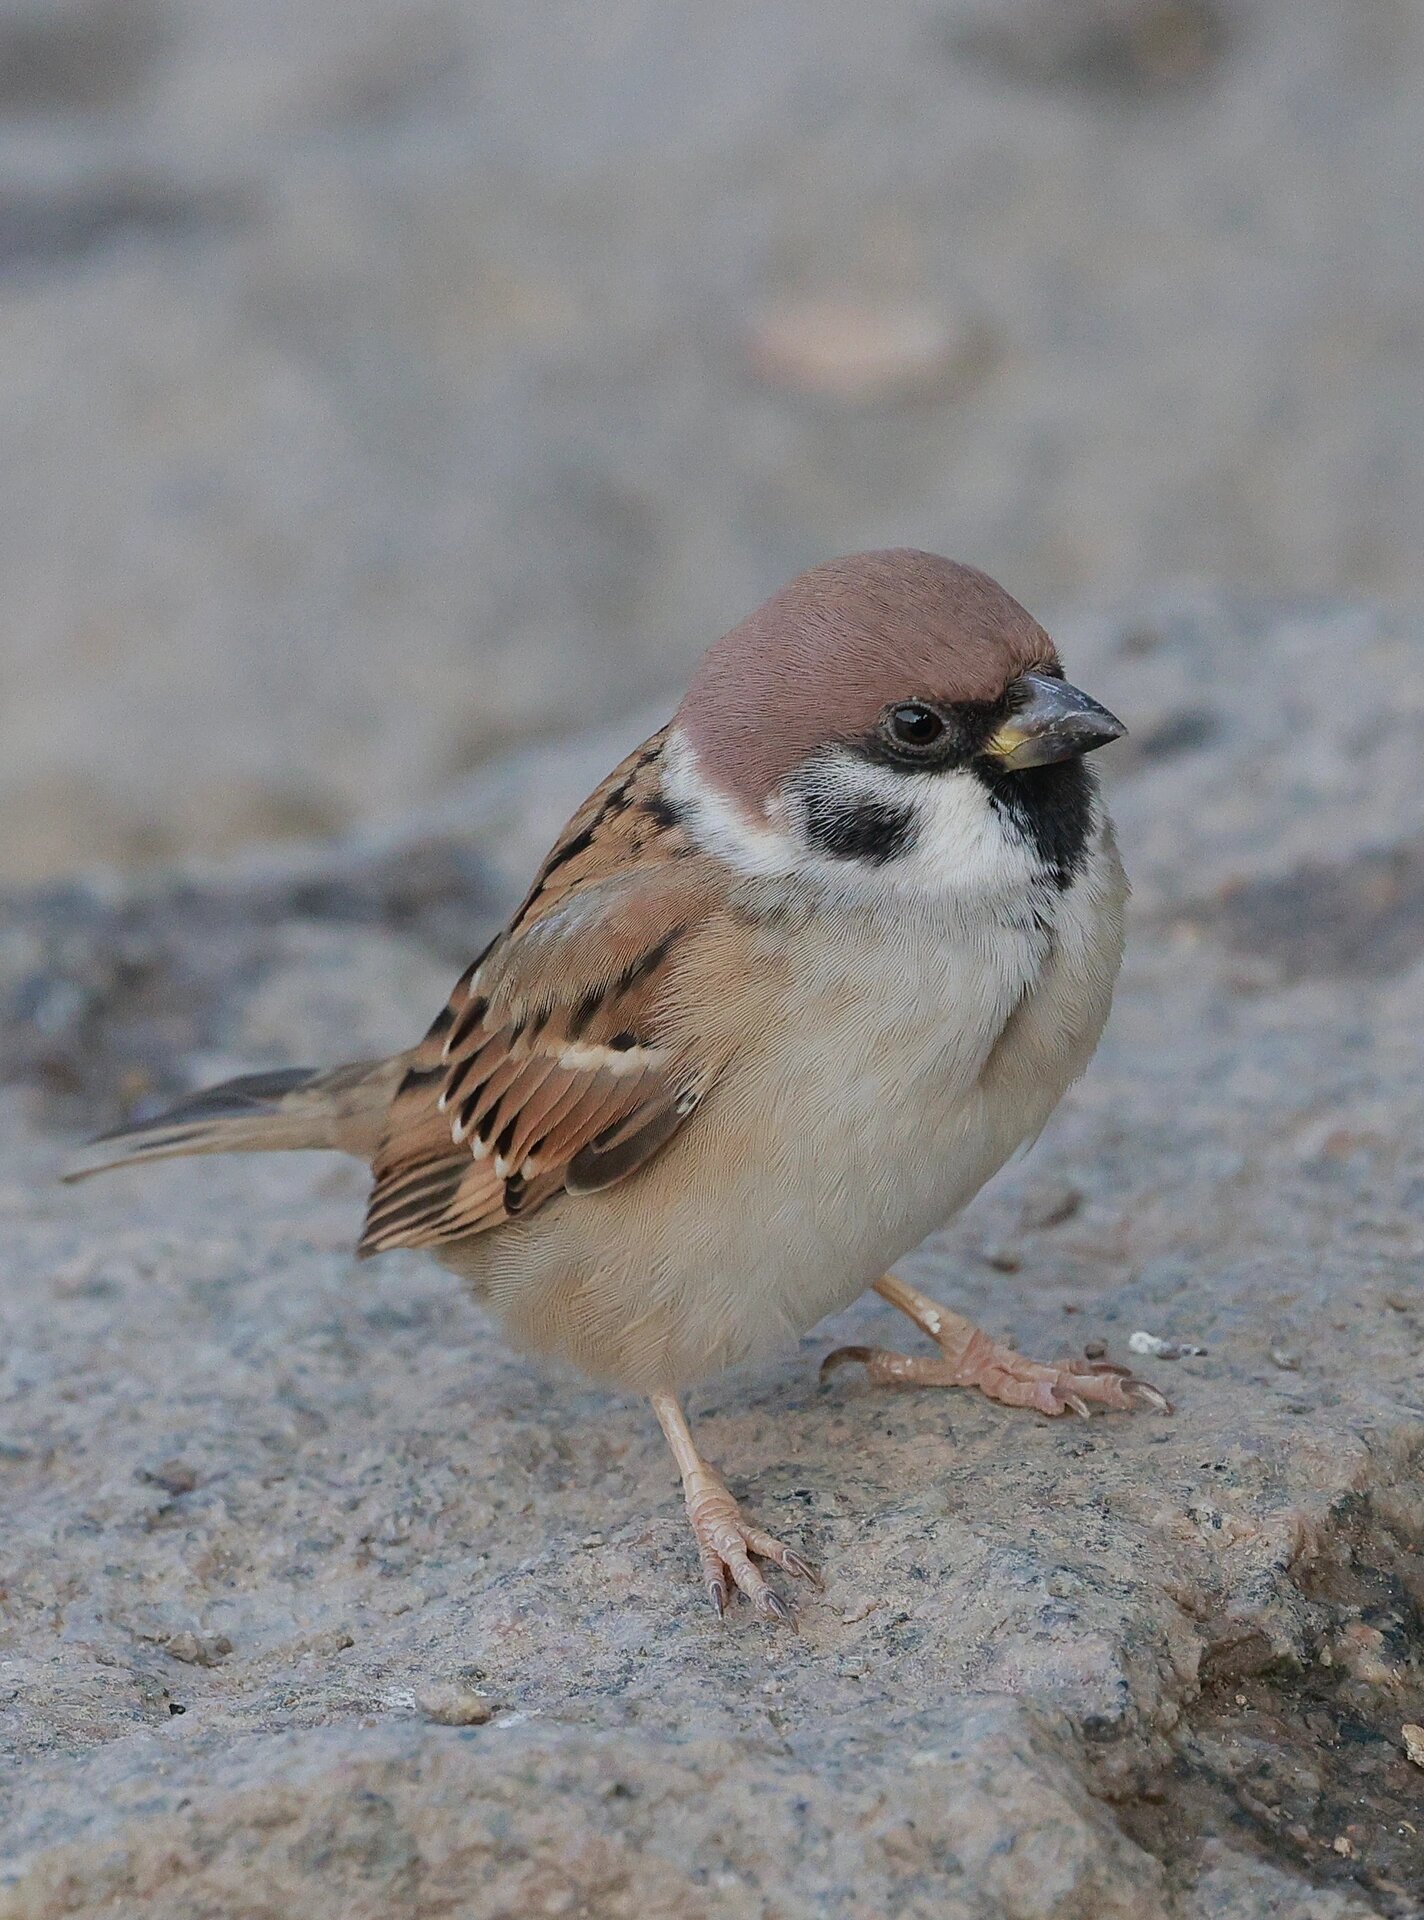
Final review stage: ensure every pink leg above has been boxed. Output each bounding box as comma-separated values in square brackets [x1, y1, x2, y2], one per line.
[652, 1392, 820, 1624]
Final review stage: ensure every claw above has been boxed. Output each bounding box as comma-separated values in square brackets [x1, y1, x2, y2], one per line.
[708, 1576, 729, 1619]
[820, 1345, 871, 1382]
[758, 1588, 793, 1625]
[783, 1550, 822, 1587]
[1062, 1391, 1093, 1419]
[1127, 1380, 1173, 1413]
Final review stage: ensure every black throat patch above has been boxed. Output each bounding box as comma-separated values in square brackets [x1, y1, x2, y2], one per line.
[984, 759, 1096, 891]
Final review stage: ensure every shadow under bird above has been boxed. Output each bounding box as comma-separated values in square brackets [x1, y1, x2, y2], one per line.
[68, 549, 1165, 1621]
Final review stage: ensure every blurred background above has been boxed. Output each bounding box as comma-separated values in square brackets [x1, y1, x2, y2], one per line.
[2, 0, 1420, 884]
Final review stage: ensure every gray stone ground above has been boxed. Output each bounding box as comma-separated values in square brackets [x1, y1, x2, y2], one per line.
[2, 596, 1422, 1916]
[2, 0, 1424, 877]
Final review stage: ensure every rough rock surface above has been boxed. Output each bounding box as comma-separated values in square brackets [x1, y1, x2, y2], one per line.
[2, 595, 1423, 1917]
[3, 0, 1424, 876]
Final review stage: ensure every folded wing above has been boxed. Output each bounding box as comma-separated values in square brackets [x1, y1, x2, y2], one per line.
[360, 727, 737, 1255]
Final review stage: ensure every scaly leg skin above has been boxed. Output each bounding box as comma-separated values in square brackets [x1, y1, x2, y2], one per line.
[821, 1273, 1171, 1418]
[651, 1392, 820, 1624]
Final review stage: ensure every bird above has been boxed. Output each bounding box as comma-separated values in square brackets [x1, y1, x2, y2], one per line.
[68, 549, 1164, 1623]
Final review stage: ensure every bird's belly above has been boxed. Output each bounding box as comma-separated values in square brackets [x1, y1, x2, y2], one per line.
[706, 1007, 1049, 1341]
[466, 910, 1063, 1390]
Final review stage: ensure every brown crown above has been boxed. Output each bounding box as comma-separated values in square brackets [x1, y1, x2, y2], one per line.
[676, 550, 1058, 808]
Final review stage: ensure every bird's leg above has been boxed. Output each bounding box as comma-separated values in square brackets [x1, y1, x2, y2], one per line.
[821, 1272, 1169, 1418]
[651, 1392, 819, 1623]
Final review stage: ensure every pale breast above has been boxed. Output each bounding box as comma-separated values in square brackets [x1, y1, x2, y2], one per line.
[450, 833, 1126, 1392]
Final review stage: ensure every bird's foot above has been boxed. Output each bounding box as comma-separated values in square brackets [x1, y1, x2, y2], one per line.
[651, 1391, 820, 1625]
[821, 1273, 1170, 1418]
[821, 1337, 1167, 1416]
[683, 1463, 821, 1623]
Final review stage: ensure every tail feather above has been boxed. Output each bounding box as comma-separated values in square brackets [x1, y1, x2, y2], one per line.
[63, 1056, 410, 1184]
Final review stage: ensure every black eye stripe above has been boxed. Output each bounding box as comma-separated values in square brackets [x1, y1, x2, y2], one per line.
[869, 696, 1002, 769]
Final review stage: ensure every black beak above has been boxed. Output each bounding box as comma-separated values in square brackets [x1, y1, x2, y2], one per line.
[986, 672, 1126, 772]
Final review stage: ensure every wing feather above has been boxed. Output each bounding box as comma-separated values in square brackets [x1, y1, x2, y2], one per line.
[360, 727, 740, 1256]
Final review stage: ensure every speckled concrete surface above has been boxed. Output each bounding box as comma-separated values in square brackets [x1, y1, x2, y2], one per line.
[2, 596, 1422, 1915]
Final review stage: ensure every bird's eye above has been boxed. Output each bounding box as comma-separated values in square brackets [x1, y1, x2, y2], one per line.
[886, 704, 945, 749]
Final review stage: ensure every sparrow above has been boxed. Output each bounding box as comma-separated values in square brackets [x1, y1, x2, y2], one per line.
[69, 549, 1163, 1623]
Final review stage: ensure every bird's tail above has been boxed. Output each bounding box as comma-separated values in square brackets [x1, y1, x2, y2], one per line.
[62, 1056, 411, 1184]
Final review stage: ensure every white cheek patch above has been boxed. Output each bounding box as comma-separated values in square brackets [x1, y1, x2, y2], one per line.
[661, 729, 802, 877]
[905, 763, 1047, 900]
[785, 749, 1047, 904]
[664, 728, 1049, 907]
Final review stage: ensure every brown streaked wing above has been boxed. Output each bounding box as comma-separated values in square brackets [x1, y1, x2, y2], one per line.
[507, 723, 686, 935]
[360, 726, 729, 1256]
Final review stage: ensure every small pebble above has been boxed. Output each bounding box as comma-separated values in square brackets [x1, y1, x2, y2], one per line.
[1128, 1330, 1206, 1360]
[1403, 1724, 1424, 1768]
[1331, 1836, 1355, 1859]
[840, 1596, 880, 1626]
[166, 1630, 233, 1668]
[983, 1244, 1021, 1273]
[1020, 1183, 1083, 1232]
[1083, 1340, 1107, 1361]
[418, 1684, 493, 1727]
[141, 1459, 199, 1496]
[1129, 1330, 1172, 1357]
[1269, 1347, 1300, 1372]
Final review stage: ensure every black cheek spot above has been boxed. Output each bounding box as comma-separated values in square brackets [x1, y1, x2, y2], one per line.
[800, 791, 919, 865]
